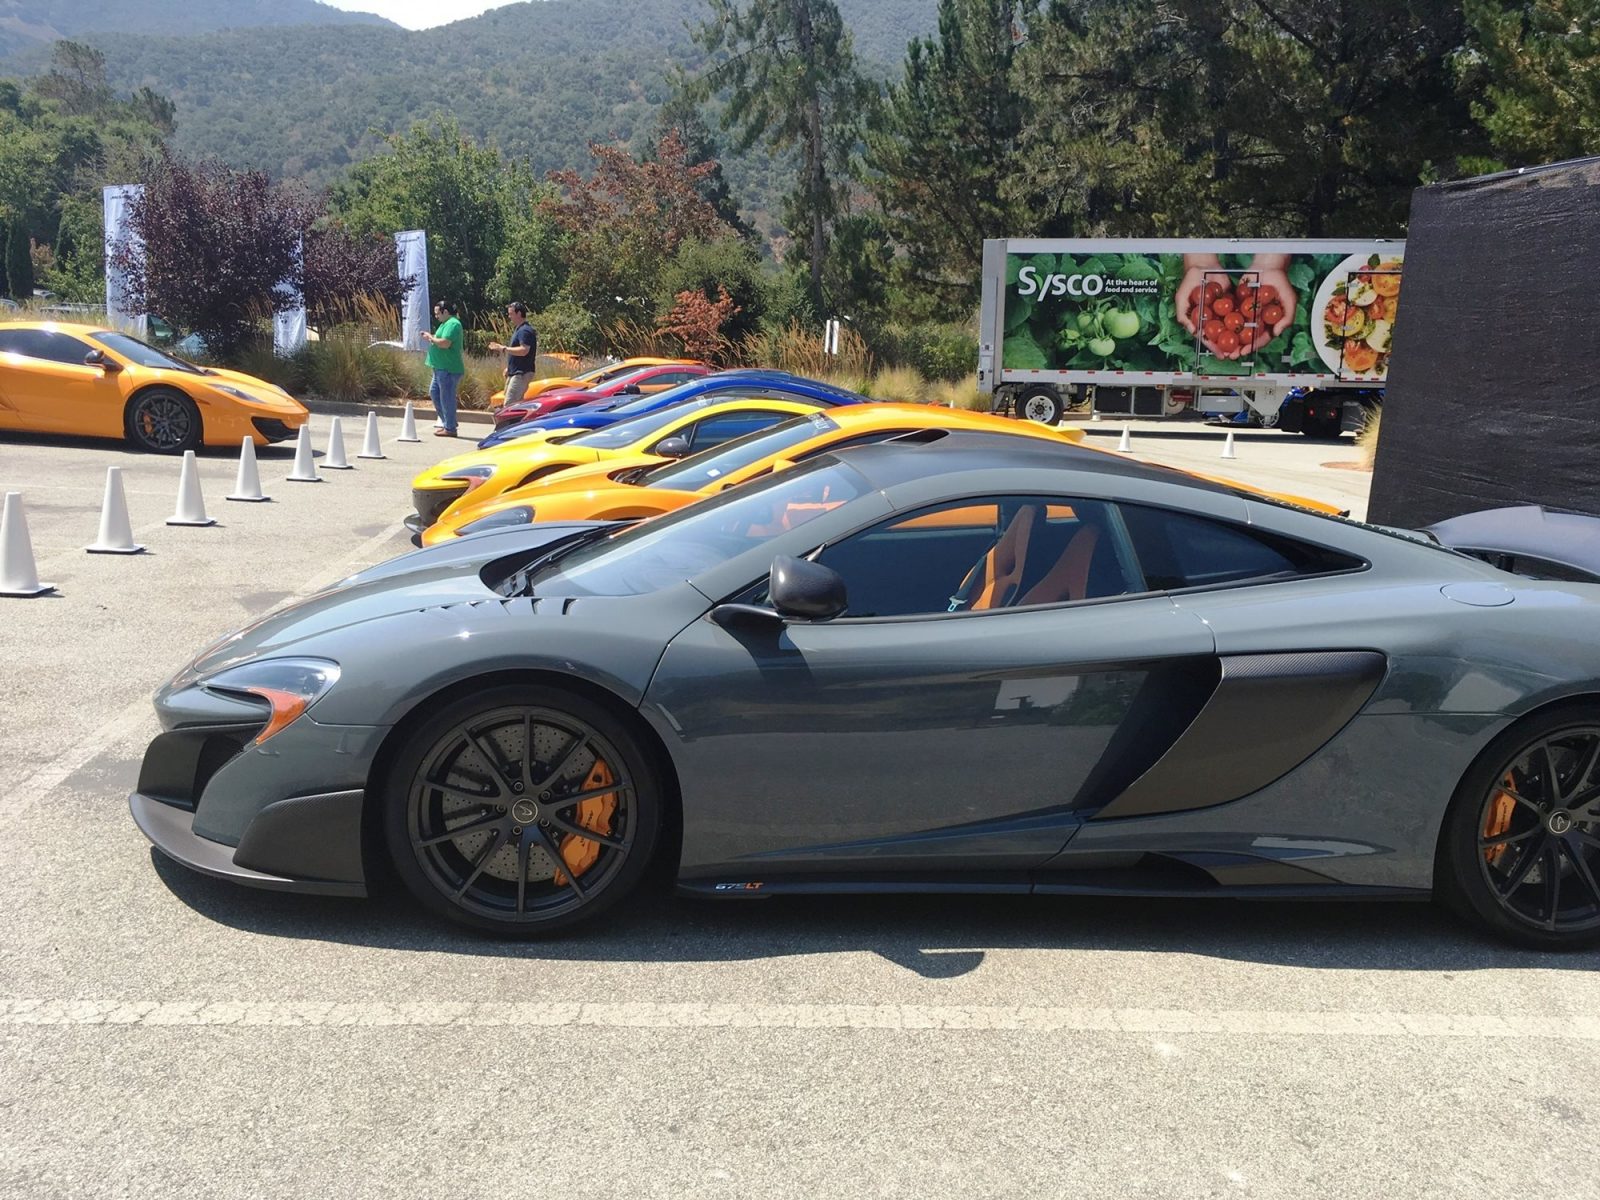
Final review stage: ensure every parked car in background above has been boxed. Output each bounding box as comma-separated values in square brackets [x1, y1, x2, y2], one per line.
[0, 320, 307, 452]
[487, 356, 701, 410]
[492, 362, 713, 428]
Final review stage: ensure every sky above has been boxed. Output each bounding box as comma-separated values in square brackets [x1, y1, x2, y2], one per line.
[320, 0, 525, 29]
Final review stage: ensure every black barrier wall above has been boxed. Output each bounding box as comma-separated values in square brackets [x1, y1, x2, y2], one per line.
[1368, 157, 1600, 527]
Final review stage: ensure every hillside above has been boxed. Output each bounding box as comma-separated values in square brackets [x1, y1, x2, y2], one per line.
[0, 0, 936, 228]
[0, 0, 390, 55]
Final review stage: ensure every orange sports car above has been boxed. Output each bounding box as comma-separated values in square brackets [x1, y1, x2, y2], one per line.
[0, 321, 308, 453]
[423, 404, 1089, 544]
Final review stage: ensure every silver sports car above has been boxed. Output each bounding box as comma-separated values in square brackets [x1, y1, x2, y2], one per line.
[130, 433, 1600, 948]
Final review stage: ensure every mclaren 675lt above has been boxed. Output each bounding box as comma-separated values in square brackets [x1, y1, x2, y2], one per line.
[130, 433, 1600, 948]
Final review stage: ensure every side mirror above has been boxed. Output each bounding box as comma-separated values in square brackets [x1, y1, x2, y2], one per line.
[654, 436, 691, 459]
[85, 349, 121, 372]
[621, 384, 642, 394]
[769, 553, 846, 620]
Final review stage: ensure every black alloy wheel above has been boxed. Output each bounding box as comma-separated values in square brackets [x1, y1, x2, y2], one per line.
[1440, 708, 1600, 948]
[384, 686, 661, 935]
[125, 388, 201, 453]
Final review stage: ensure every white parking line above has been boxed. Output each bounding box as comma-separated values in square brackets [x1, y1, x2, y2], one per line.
[3, 999, 1595, 1038]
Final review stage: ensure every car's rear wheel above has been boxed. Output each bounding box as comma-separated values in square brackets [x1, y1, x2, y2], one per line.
[125, 388, 202, 454]
[1438, 705, 1600, 949]
[383, 685, 661, 935]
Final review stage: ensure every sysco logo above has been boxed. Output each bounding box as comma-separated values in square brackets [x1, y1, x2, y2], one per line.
[1016, 266, 1105, 299]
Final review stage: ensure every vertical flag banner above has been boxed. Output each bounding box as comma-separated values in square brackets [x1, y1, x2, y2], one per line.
[273, 235, 308, 356]
[395, 230, 430, 351]
[103, 184, 147, 337]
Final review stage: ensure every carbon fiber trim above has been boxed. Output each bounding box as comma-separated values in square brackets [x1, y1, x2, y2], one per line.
[1093, 650, 1387, 820]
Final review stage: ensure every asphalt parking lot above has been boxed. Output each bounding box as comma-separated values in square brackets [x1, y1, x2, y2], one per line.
[2, 414, 1597, 1199]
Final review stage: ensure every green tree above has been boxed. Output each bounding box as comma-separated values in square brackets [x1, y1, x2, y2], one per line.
[1462, 0, 1600, 163]
[490, 185, 569, 314]
[334, 118, 530, 317]
[686, 0, 874, 308]
[1013, 1, 1480, 237]
[863, 0, 1040, 319]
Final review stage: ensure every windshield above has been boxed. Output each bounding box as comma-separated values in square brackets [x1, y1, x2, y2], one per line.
[521, 459, 869, 597]
[642, 412, 839, 490]
[91, 331, 203, 373]
[566, 397, 719, 450]
[605, 378, 713, 417]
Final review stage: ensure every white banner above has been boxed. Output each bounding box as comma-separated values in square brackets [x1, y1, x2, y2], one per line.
[395, 230, 430, 351]
[272, 235, 307, 356]
[103, 184, 147, 337]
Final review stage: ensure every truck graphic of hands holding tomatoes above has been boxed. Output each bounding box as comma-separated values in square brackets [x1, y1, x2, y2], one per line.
[1174, 253, 1297, 361]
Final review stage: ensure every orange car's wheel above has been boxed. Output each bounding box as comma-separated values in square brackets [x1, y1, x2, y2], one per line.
[384, 684, 662, 936]
[124, 388, 202, 454]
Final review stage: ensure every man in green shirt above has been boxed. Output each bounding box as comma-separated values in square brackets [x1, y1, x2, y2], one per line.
[423, 300, 465, 437]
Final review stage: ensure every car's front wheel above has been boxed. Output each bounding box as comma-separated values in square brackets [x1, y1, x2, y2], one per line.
[1438, 704, 1600, 949]
[383, 685, 661, 935]
[125, 388, 202, 453]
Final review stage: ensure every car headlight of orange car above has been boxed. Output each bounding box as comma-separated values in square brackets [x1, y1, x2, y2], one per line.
[457, 506, 534, 536]
[199, 657, 341, 745]
[211, 384, 274, 405]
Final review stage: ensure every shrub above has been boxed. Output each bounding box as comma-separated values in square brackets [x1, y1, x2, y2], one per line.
[864, 365, 929, 404]
[1357, 406, 1381, 469]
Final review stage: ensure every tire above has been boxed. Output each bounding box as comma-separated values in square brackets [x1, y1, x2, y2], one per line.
[383, 684, 663, 936]
[1017, 388, 1064, 426]
[1437, 704, 1600, 949]
[124, 388, 202, 454]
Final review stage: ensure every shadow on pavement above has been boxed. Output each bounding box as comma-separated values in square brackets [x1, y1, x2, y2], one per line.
[151, 850, 1567, 979]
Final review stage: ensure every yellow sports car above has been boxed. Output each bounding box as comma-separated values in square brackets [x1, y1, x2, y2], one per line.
[421, 404, 1089, 545]
[0, 321, 308, 453]
[408, 394, 831, 535]
[488, 356, 702, 408]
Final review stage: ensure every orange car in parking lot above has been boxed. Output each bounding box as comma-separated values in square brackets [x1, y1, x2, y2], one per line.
[0, 321, 308, 452]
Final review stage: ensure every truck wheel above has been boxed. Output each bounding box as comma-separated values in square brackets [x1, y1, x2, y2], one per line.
[1017, 389, 1063, 426]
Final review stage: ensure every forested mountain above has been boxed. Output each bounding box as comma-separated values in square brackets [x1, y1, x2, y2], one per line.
[0, 0, 935, 227]
[0, 0, 390, 56]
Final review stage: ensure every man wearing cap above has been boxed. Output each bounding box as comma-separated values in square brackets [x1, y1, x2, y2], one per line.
[488, 302, 538, 410]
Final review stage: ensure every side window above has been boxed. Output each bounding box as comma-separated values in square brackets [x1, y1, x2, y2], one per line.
[817, 497, 1140, 618]
[793, 430, 913, 461]
[683, 410, 789, 451]
[0, 329, 94, 365]
[1118, 504, 1361, 590]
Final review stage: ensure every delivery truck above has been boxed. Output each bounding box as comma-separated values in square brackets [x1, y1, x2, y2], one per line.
[976, 238, 1404, 435]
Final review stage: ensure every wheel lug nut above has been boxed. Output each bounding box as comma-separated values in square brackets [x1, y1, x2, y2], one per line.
[512, 826, 522, 836]
[540, 819, 550, 828]
[498, 806, 507, 814]
[540, 791, 551, 801]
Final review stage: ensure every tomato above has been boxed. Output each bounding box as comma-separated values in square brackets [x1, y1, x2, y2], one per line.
[1213, 328, 1241, 353]
[1343, 343, 1378, 372]
[1087, 336, 1116, 357]
[1103, 308, 1142, 339]
[1261, 302, 1285, 326]
[1204, 281, 1224, 301]
[1373, 273, 1402, 298]
[1223, 311, 1244, 331]
[1256, 285, 1279, 306]
[1325, 297, 1348, 325]
[1239, 297, 1258, 318]
[1235, 286, 1254, 307]
[1212, 295, 1236, 317]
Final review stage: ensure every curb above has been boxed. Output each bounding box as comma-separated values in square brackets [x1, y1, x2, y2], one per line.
[297, 397, 497, 428]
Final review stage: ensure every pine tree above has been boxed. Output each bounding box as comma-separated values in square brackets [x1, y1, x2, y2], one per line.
[687, 0, 873, 309]
[863, 0, 1040, 319]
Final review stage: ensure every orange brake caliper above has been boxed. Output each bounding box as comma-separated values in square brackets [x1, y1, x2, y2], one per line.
[552, 758, 619, 886]
[1483, 773, 1518, 866]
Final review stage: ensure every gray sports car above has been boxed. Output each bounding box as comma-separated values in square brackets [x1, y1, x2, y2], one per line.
[130, 433, 1600, 948]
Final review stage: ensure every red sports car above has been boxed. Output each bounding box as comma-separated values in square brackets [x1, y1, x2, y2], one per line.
[494, 363, 713, 428]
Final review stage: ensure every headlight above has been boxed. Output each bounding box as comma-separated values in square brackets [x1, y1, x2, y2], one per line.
[200, 657, 340, 743]
[442, 465, 496, 493]
[458, 507, 534, 535]
[212, 384, 272, 405]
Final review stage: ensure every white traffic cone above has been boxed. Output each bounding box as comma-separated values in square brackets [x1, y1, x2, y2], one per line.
[323, 416, 354, 469]
[86, 467, 145, 554]
[1090, 411, 1102, 422]
[1221, 430, 1238, 460]
[357, 410, 386, 460]
[396, 401, 422, 443]
[167, 450, 216, 526]
[227, 438, 270, 502]
[286, 423, 322, 483]
[0, 492, 55, 597]
[1116, 427, 1132, 453]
